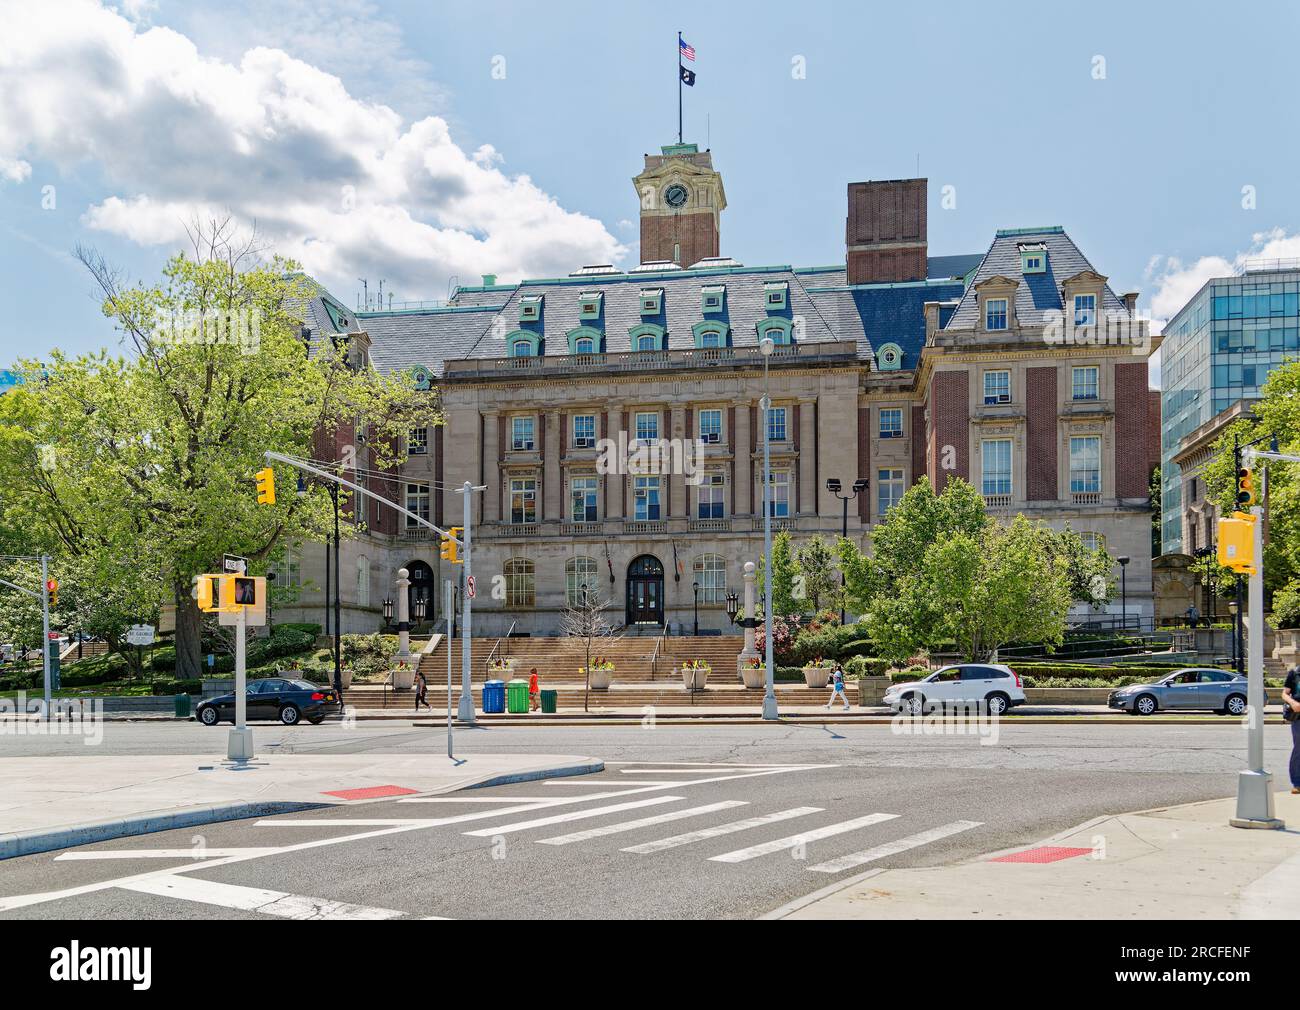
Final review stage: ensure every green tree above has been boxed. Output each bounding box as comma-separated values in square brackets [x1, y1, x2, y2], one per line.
[793, 534, 839, 613]
[0, 222, 431, 679]
[757, 529, 801, 616]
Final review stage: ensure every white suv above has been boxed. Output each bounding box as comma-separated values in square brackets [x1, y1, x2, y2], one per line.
[883, 663, 1026, 716]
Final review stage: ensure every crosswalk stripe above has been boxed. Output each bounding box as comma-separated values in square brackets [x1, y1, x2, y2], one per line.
[395, 796, 559, 804]
[618, 769, 754, 775]
[620, 807, 825, 855]
[119, 876, 403, 919]
[535, 801, 748, 846]
[806, 820, 984, 874]
[462, 796, 684, 837]
[709, 813, 901, 863]
[57, 848, 277, 861]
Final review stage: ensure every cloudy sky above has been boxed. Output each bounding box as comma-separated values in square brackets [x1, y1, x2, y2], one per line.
[3, 0, 1300, 380]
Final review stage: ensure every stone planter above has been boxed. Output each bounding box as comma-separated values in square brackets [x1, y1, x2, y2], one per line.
[487, 658, 517, 678]
[855, 676, 891, 707]
[740, 664, 766, 689]
[339, 667, 354, 690]
[681, 665, 710, 692]
[390, 665, 415, 691]
[585, 667, 614, 691]
[803, 665, 832, 689]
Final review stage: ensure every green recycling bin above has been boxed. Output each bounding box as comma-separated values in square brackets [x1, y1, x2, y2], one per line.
[174, 693, 192, 718]
[506, 679, 529, 714]
[540, 688, 557, 714]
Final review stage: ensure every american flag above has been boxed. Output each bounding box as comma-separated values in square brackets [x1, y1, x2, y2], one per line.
[679, 38, 695, 62]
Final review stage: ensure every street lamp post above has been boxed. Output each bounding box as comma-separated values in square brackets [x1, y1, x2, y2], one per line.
[382, 596, 394, 629]
[826, 477, 869, 624]
[692, 581, 700, 636]
[1116, 555, 1130, 632]
[759, 336, 778, 721]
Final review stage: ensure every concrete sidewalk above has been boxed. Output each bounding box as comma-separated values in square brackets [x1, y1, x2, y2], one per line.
[774, 790, 1300, 919]
[0, 752, 602, 859]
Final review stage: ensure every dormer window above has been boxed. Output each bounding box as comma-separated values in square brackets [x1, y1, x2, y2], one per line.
[1019, 243, 1047, 274]
[574, 336, 595, 354]
[509, 338, 535, 358]
[763, 281, 788, 311]
[519, 296, 542, 322]
[701, 285, 726, 314]
[698, 330, 722, 348]
[640, 288, 663, 315]
[578, 292, 603, 320]
[1074, 293, 1097, 328]
[985, 297, 1009, 331]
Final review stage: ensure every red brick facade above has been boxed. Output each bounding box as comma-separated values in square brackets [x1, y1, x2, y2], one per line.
[911, 405, 927, 486]
[845, 179, 927, 284]
[1026, 366, 1058, 501]
[1115, 361, 1153, 498]
[640, 211, 718, 267]
[928, 371, 969, 485]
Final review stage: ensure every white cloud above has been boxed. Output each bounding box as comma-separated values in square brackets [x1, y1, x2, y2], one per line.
[1148, 227, 1300, 323]
[0, 0, 625, 300]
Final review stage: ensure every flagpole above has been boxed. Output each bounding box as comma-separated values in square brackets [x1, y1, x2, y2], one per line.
[677, 31, 683, 144]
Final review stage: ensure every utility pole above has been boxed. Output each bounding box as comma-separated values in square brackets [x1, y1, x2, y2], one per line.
[229, 602, 253, 763]
[455, 482, 487, 723]
[445, 578, 454, 759]
[40, 555, 52, 718]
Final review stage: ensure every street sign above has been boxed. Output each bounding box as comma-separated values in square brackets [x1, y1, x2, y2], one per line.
[125, 624, 155, 647]
[466, 575, 476, 599]
[223, 554, 248, 574]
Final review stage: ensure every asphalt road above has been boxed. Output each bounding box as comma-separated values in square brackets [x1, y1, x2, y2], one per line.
[0, 719, 1294, 919]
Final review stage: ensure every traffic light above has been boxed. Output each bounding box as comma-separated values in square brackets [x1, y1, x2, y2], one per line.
[1236, 467, 1256, 508]
[45, 578, 58, 609]
[440, 527, 463, 564]
[255, 466, 276, 505]
[1218, 513, 1258, 575]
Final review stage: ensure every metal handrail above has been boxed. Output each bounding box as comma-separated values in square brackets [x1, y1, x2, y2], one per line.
[483, 620, 517, 679]
[650, 631, 666, 682]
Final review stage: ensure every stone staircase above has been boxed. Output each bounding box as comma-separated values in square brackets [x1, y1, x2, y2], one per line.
[340, 634, 859, 710]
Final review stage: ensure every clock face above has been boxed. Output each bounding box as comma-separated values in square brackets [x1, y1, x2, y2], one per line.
[664, 183, 689, 209]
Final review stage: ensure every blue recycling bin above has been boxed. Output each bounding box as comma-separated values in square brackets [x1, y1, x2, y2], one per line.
[482, 679, 506, 714]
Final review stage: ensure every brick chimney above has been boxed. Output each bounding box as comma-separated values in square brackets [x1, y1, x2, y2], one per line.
[846, 178, 927, 285]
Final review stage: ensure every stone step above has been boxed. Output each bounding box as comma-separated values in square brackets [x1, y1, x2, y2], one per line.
[345, 682, 856, 710]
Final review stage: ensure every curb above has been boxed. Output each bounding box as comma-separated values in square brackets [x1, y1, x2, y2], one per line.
[0, 758, 604, 860]
[0, 800, 328, 861]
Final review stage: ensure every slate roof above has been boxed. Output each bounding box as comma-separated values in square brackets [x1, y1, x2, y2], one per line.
[945, 227, 1127, 330]
[362, 305, 502, 377]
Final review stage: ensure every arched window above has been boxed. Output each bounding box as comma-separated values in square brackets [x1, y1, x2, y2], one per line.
[637, 333, 659, 351]
[509, 338, 534, 358]
[504, 558, 536, 608]
[566, 557, 599, 606]
[693, 554, 726, 604]
[698, 330, 722, 348]
[575, 336, 594, 354]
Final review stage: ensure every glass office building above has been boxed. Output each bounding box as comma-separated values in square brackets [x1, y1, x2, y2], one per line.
[1160, 265, 1300, 553]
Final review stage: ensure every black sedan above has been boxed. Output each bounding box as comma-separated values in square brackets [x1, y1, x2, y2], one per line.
[196, 677, 342, 726]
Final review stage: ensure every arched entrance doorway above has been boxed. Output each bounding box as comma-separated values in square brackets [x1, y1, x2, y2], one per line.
[406, 560, 434, 628]
[626, 555, 664, 626]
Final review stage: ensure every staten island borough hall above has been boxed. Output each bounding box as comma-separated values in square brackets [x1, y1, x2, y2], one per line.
[278, 141, 1161, 637]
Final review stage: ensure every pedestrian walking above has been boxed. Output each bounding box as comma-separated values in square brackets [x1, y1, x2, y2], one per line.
[1185, 603, 1200, 628]
[529, 668, 540, 712]
[414, 669, 430, 712]
[825, 663, 850, 712]
[1284, 665, 1300, 795]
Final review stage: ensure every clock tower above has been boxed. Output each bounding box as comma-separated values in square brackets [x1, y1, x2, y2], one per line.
[632, 143, 726, 266]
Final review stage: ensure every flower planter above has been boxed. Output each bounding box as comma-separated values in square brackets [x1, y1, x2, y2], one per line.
[338, 668, 354, 690]
[585, 667, 614, 691]
[740, 664, 766, 689]
[802, 665, 832, 689]
[487, 658, 517, 677]
[681, 665, 709, 692]
[390, 665, 415, 691]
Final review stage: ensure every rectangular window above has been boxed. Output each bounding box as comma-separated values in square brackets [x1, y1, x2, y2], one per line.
[635, 411, 659, 444]
[1071, 366, 1099, 400]
[697, 472, 725, 519]
[634, 475, 661, 520]
[877, 468, 904, 516]
[1069, 436, 1101, 494]
[765, 471, 791, 517]
[511, 416, 535, 451]
[572, 414, 595, 448]
[879, 408, 903, 438]
[698, 409, 722, 443]
[1074, 293, 1097, 328]
[356, 556, 370, 608]
[983, 370, 1011, 404]
[408, 427, 428, 454]
[981, 440, 1012, 497]
[404, 483, 430, 528]
[767, 406, 787, 442]
[985, 297, 1008, 331]
[570, 476, 598, 523]
[510, 477, 537, 524]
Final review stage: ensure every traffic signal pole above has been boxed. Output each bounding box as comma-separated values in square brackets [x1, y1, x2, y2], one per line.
[229, 604, 253, 763]
[40, 555, 52, 718]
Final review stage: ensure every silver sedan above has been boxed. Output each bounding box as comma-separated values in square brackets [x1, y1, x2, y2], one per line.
[1108, 668, 1247, 716]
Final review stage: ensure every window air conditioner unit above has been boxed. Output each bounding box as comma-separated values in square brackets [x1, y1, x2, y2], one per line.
[705, 432, 720, 443]
[575, 437, 594, 448]
[634, 489, 648, 498]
